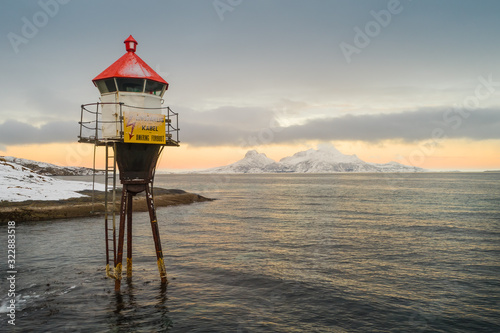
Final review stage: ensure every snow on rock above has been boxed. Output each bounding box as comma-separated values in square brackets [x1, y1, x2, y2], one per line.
[0, 160, 104, 202]
[201, 145, 426, 174]
[2, 156, 97, 176]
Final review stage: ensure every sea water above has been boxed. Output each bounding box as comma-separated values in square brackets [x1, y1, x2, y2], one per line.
[1, 173, 499, 332]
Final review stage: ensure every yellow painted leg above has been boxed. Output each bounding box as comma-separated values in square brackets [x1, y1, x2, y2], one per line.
[114, 262, 123, 290]
[126, 258, 133, 278]
[157, 257, 167, 283]
[106, 263, 115, 279]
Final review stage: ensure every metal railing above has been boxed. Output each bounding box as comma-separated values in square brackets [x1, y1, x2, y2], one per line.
[78, 102, 179, 146]
[165, 106, 180, 145]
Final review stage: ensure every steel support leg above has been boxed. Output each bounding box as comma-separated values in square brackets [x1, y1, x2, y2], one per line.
[104, 213, 111, 277]
[145, 185, 167, 284]
[126, 193, 133, 279]
[115, 187, 128, 291]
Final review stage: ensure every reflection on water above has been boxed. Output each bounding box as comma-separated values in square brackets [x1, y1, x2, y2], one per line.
[111, 281, 172, 332]
[1, 173, 499, 332]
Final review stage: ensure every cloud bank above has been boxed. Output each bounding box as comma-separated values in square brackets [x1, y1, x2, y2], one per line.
[1, 107, 499, 147]
[0, 120, 78, 145]
[180, 106, 500, 146]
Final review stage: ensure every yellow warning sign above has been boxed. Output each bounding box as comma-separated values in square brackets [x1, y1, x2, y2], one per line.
[123, 111, 166, 144]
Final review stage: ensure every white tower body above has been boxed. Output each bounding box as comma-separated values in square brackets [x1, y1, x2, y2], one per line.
[100, 90, 164, 139]
[92, 36, 168, 140]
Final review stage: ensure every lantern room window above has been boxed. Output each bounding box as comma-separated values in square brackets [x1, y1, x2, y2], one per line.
[145, 80, 167, 96]
[96, 79, 117, 94]
[116, 78, 145, 93]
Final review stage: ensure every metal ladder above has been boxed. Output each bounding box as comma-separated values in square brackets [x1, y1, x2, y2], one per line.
[104, 142, 117, 278]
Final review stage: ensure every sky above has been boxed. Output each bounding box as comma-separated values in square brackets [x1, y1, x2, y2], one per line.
[1, 0, 500, 171]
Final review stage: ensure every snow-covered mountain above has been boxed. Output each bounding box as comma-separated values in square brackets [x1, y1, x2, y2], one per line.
[201, 145, 425, 173]
[207, 150, 280, 173]
[1, 156, 98, 176]
[0, 159, 104, 202]
[277, 145, 380, 173]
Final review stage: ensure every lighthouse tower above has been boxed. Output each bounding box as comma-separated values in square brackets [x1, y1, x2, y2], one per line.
[79, 36, 179, 291]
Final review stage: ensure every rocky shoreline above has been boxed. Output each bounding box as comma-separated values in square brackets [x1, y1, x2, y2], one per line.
[0, 188, 213, 223]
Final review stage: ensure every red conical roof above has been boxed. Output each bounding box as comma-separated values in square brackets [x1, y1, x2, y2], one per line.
[92, 36, 168, 85]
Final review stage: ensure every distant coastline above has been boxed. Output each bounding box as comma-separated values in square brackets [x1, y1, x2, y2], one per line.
[0, 188, 213, 223]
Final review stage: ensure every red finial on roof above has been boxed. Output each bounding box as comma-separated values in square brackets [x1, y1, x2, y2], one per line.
[124, 35, 138, 53]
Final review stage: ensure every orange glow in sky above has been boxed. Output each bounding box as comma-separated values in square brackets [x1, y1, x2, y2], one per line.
[2, 139, 499, 172]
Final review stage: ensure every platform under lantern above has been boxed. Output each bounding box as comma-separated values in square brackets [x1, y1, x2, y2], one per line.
[79, 35, 179, 291]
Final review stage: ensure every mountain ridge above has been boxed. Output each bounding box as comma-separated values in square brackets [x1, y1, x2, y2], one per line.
[1, 156, 99, 176]
[202, 145, 424, 173]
